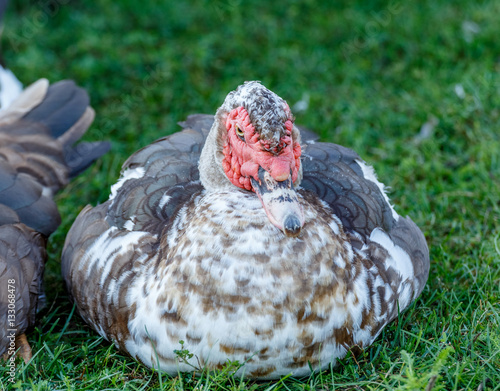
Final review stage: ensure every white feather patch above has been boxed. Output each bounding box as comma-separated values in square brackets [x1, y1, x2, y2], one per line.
[369, 228, 415, 282]
[158, 194, 171, 209]
[355, 159, 398, 220]
[123, 218, 135, 231]
[0, 65, 23, 110]
[109, 167, 145, 201]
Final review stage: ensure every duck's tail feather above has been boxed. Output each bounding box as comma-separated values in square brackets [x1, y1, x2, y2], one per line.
[1, 79, 109, 188]
[22, 80, 89, 139]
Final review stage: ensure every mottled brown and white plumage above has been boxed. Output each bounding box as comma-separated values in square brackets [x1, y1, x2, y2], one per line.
[0, 79, 110, 361]
[62, 81, 429, 379]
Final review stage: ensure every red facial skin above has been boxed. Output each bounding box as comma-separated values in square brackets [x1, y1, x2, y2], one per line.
[222, 106, 302, 191]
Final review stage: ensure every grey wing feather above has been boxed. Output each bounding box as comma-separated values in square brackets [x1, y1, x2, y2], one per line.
[300, 142, 394, 237]
[65, 140, 111, 178]
[361, 214, 430, 332]
[62, 202, 160, 350]
[0, 79, 109, 233]
[107, 114, 212, 232]
[21, 80, 89, 139]
[61, 203, 111, 296]
[0, 160, 60, 236]
[1, 81, 110, 187]
[123, 113, 212, 173]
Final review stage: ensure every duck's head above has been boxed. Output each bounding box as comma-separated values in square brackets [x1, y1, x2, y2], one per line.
[199, 81, 305, 237]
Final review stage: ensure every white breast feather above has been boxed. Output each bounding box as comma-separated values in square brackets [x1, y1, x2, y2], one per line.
[121, 191, 363, 376]
[77, 182, 420, 379]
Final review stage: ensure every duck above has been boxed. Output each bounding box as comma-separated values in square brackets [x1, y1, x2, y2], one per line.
[0, 0, 110, 362]
[0, 78, 110, 362]
[62, 81, 429, 379]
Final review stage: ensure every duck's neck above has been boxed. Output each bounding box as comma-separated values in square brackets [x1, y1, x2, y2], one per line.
[198, 109, 234, 192]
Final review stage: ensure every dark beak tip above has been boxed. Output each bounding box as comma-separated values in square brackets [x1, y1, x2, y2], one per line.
[283, 215, 302, 238]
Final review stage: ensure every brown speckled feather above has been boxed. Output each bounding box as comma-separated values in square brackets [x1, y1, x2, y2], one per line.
[62, 201, 155, 351]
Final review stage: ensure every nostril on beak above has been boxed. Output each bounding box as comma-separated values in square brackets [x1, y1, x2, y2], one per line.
[283, 214, 302, 237]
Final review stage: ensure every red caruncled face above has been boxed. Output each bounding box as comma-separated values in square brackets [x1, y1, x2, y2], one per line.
[222, 106, 302, 191]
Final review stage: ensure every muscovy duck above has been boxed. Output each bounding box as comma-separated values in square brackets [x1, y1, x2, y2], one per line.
[62, 81, 429, 379]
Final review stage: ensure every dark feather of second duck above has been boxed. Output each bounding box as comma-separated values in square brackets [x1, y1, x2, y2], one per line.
[0, 79, 110, 361]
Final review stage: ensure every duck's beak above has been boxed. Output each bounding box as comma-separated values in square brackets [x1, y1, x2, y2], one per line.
[251, 167, 305, 237]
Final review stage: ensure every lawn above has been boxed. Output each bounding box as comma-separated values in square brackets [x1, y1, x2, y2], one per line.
[1, 0, 499, 389]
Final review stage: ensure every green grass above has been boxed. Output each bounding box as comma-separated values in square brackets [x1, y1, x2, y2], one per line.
[1, 0, 500, 389]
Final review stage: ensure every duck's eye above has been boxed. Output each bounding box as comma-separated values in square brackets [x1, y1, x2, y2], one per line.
[235, 125, 245, 138]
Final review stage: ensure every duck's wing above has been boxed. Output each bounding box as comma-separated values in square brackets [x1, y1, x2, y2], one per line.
[300, 141, 429, 315]
[366, 214, 430, 301]
[105, 114, 211, 234]
[300, 142, 396, 238]
[0, 79, 109, 359]
[62, 114, 212, 346]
